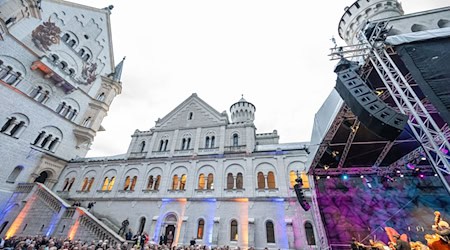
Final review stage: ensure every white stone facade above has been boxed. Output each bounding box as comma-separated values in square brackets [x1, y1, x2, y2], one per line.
[0, 0, 121, 211]
[53, 94, 320, 249]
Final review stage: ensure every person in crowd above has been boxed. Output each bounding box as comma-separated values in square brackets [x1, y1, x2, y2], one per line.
[393, 234, 411, 250]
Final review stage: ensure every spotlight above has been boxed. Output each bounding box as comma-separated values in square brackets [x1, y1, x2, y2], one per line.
[406, 163, 416, 170]
[419, 173, 425, 178]
[441, 148, 449, 154]
[400, 174, 404, 178]
[342, 174, 349, 180]
[360, 175, 364, 178]
[316, 176, 321, 180]
[324, 165, 330, 170]
[434, 173, 438, 177]
[326, 176, 331, 179]
[420, 156, 426, 161]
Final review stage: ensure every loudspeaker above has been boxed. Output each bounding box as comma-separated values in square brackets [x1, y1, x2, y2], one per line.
[335, 67, 408, 141]
[294, 183, 310, 211]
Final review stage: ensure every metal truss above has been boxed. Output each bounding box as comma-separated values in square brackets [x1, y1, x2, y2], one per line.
[362, 22, 450, 192]
[307, 175, 330, 250]
[337, 120, 360, 169]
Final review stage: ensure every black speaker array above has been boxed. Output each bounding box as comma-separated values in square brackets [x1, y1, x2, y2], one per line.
[335, 65, 408, 141]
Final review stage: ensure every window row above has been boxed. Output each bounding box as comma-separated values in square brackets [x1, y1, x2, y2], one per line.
[50, 54, 76, 76]
[56, 101, 78, 121]
[1, 115, 62, 152]
[0, 60, 22, 85]
[194, 219, 315, 245]
[61, 33, 91, 62]
[60, 170, 308, 193]
[154, 133, 238, 152]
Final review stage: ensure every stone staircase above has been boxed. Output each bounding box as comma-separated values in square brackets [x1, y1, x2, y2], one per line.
[13, 183, 126, 245]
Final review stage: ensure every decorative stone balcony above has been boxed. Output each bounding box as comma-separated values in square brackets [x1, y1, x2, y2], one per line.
[31, 56, 77, 93]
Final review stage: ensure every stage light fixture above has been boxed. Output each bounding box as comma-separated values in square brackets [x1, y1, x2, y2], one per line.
[400, 174, 404, 178]
[419, 173, 425, 178]
[342, 173, 349, 180]
[406, 163, 416, 170]
[360, 175, 364, 178]
[441, 148, 449, 154]
[326, 175, 331, 179]
[420, 156, 426, 161]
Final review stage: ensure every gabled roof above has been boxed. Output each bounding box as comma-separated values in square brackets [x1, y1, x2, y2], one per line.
[153, 93, 229, 131]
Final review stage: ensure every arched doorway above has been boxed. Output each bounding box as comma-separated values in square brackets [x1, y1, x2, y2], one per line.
[138, 217, 146, 234]
[163, 214, 177, 247]
[34, 171, 50, 184]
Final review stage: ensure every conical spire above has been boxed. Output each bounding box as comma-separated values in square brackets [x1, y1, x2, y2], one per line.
[113, 56, 125, 82]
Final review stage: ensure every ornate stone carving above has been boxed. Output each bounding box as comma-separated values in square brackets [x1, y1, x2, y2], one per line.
[31, 17, 61, 52]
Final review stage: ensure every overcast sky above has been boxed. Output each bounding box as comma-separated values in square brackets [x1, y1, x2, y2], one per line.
[70, 0, 450, 157]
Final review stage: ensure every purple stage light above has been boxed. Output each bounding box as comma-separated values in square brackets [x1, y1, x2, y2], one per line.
[406, 163, 416, 170]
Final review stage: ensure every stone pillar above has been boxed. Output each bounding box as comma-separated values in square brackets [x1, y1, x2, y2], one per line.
[219, 126, 226, 153]
[170, 130, 179, 155]
[147, 131, 158, 158]
[247, 218, 255, 249]
[177, 216, 188, 246]
[3, 119, 18, 135]
[212, 217, 220, 247]
[285, 218, 295, 249]
[193, 127, 201, 154]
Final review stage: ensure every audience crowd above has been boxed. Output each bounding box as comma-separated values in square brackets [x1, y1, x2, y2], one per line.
[0, 235, 264, 250]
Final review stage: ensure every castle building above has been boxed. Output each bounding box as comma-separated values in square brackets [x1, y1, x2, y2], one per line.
[48, 94, 320, 249]
[0, 0, 122, 213]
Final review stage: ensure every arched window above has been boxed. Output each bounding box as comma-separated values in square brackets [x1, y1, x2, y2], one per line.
[82, 177, 89, 191]
[87, 177, 95, 191]
[181, 138, 186, 150]
[236, 173, 243, 189]
[1, 117, 15, 133]
[211, 136, 215, 148]
[227, 173, 234, 189]
[188, 112, 193, 120]
[147, 175, 154, 190]
[140, 141, 146, 152]
[62, 33, 70, 42]
[232, 134, 239, 146]
[34, 171, 48, 184]
[68, 39, 76, 47]
[67, 178, 75, 191]
[108, 176, 115, 191]
[266, 221, 275, 243]
[60, 61, 68, 70]
[82, 117, 91, 127]
[179, 174, 187, 190]
[159, 140, 164, 151]
[33, 131, 46, 145]
[62, 178, 69, 191]
[6, 166, 23, 183]
[96, 92, 105, 101]
[78, 48, 85, 56]
[257, 172, 265, 189]
[123, 176, 131, 190]
[130, 176, 137, 191]
[101, 177, 109, 191]
[289, 171, 297, 188]
[198, 174, 205, 189]
[154, 175, 161, 190]
[172, 175, 179, 190]
[205, 137, 210, 148]
[0, 221, 9, 235]
[267, 171, 276, 189]
[207, 173, 214, 189]
[197, 219, 204, 239]
[305, 222, 316, 245]
[164, 140, 169, 151]
[301, 172, 310, 188]
[230, 220, 238, 241]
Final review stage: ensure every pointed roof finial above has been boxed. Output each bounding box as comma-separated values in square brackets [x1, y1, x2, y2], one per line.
[113, 56, 125, 82]
[239, 94, 246, 102]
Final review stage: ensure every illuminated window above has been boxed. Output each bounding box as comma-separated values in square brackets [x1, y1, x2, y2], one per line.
[108, 176, 115, 191]
[87, 177, 95, 191]
[266, 221, 275, 243]
[197, 219, 204, 239]
[81, 177, 89, 191]
[301, 172, 310, 188]
[230, 220, 238, 241]
[267, 171, 276, 189]
[101, 177, 109, 191]
[180, 174, 187, 190]
[172, 175, 179, 190]
[257, 172, 265, 189]
[289, 171, 296, 188]
[198, 174, 205, 189]
[147, 175, 154, 190]
[123, 176, 131, 190]
[130, 176, 137, 191]
[154, 175, 161, 190]
[207, 173, 214, 189]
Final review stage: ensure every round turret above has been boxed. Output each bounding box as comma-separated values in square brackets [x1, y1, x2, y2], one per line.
[338, 0, 404, 45]
[230, 96, 256, 123]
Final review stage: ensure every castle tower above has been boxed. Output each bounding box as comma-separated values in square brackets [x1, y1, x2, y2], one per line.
[338, 0, 404, 45]
[230, 95, 256, 123]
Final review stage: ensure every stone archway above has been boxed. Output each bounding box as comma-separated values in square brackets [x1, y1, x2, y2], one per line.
[34, 170, 51, 184]
[163, 214, 177, 247]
